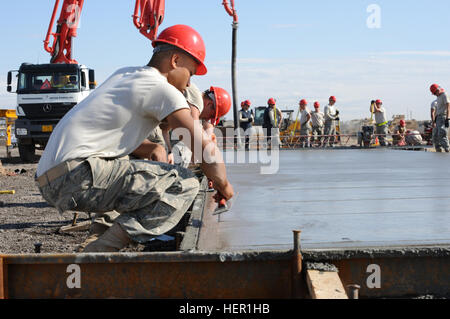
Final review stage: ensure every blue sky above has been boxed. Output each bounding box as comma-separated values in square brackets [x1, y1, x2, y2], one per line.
[1, 0, 450, 121]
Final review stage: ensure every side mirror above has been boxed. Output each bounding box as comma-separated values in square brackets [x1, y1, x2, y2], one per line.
[88, 69, 96, 89]
[7, 72, 12, 92]
[81, 72, 86, 88]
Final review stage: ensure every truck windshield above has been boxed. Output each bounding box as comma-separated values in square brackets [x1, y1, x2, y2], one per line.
[17, 71, 80, 94]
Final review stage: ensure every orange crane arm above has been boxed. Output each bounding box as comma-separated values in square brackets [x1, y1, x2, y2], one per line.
[133, 0, 165, 41]
[44, 0, 84, 64]
[43, 0, 165, 64]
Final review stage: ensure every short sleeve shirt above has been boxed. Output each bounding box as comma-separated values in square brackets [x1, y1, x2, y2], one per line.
[436, 92, 450, 116]
[37, 66, 189, 177]
[184, 82, 204, 114]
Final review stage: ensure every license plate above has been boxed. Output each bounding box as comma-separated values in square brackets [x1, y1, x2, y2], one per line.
[42, 125, 53, 132]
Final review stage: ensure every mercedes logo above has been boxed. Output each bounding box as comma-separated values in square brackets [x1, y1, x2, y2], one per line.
[43, 104, 52, 112]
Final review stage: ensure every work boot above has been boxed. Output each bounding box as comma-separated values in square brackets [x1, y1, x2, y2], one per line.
[83, 223, 132, 252]
[76, 217, 114, 252]
[436, 148, 443, 153]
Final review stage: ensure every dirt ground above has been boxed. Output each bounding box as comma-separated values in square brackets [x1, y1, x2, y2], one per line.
[0, 147, 90, 254]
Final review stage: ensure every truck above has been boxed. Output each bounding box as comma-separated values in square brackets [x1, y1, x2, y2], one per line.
[7, 63, 95, 162]
[6, 0, 96, 162]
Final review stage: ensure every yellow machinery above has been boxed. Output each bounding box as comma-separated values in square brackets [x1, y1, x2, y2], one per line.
[0, 109, 17, 158]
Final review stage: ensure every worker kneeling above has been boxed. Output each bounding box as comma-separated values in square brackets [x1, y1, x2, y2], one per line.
[35, 25, 234, 252]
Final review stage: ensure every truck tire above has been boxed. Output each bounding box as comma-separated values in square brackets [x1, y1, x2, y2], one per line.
[18, 143, 36, 163]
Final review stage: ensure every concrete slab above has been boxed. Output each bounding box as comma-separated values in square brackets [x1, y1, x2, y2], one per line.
[197, 149, 450, 251]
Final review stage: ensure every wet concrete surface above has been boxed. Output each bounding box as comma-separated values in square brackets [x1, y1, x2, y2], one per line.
[197, 149, 450, 251]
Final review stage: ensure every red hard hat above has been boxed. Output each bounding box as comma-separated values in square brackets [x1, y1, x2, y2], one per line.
[400, 120, 406, 126]
[300, 99, 308, 106]
[314, 102, 320, 108]
[268, 98, 276, 105]
[209, 86, 232, 125]
[376, 99, 382, 105]
[329, 96, 337, 102]
[152, 25, 207, 75]
[430, 84, 440, 94]
[244, 100, 251, 106]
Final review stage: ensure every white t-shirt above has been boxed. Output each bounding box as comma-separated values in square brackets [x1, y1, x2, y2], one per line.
[184, 82, 204, 114]
[375, 107, 387, 124]
[37, 66, 189, 177]
[311, 111, 324, 127]
[431, 100, 437, 111]
[324, 104, 338, 121]
[436, 92, 450, 116]
[300, 108, 311, 125]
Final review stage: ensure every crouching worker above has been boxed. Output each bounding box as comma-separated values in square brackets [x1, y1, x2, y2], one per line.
[392, 120, 406, 146]
[35, 25, 234, 252]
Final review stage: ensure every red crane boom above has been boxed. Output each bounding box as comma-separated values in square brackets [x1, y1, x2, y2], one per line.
[44, 0, 166, 64]
[44, 0, 84, 64]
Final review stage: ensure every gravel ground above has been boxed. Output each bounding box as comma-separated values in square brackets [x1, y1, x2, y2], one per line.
[0, 147, 90, 254]
[0, 146, 193, 254]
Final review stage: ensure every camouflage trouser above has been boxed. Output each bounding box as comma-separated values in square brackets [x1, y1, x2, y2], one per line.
[311, 126, 323, 145]
[376, 125, 388, 146]
[323, 120, 336, 146]
[38, 157, 199, 243]
[172, 141, 192, 168]
[147, 126, 166, 148]
[299, 125, 310, 147]
[432, 115, 450, 151]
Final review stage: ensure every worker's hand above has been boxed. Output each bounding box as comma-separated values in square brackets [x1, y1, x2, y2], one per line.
[212, 180, 234, 202]
[335, 117, 340, 121]
[446, 119, 450, 128]
[168, 152, 174, 165]
[336, 110, 340, 115]
[149, 144, 168, 163]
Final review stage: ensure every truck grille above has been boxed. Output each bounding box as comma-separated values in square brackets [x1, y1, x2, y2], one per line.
[19, 103, 77, 119]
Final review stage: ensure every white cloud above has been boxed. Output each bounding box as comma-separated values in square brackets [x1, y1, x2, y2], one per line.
[380, 51, 450, 57]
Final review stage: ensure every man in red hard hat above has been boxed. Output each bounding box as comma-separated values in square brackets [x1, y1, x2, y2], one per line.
[430, 84, 450, 152]
[239, 100, 254, 150]
[323, 96, 339, 147]
[372, 99, 389, 146]
[311, 102, 324, 147]
[298, 99, 311, 148]
[263, 98, 283, 148]
[36, 24, 234, 252]
[393, 119, 407, 146]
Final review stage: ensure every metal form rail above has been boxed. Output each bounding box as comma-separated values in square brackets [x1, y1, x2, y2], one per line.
[1, 243, 449, 299]
[216, 133, 426, 150]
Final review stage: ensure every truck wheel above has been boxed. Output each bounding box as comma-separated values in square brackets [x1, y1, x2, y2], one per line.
[18, 143, 36, 163]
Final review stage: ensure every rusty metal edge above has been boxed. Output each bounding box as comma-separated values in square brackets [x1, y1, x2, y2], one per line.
[0, 255, 8, 299]
[179, 177, 208, 251]
[3, 245, 449, 265]
[2, 250, 294, 265]
[302, 245, 450, 261]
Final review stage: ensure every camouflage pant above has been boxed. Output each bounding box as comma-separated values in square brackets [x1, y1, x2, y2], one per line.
[299, 125, 310, 147]
[172, 141, 192, 168]
[432, 115, 450, 151]
[38, 157, 199, 243]
[376, 125, 388, 146]
[311, 126, 323, 145]
[323, 120, 336, 146]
